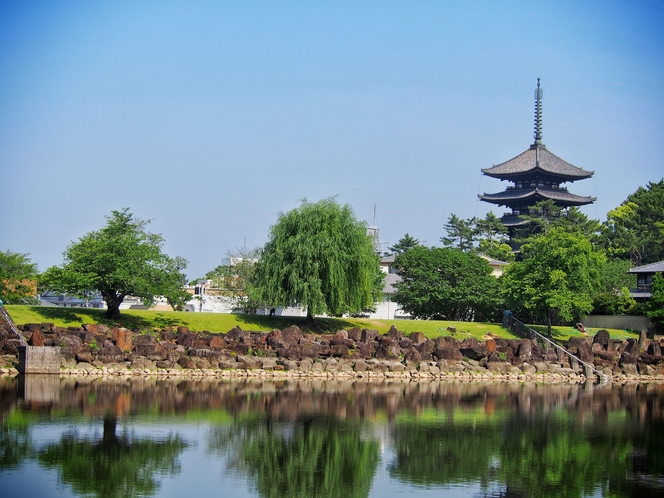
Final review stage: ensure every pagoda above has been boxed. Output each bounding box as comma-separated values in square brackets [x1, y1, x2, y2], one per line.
[479, 79, 596, 228]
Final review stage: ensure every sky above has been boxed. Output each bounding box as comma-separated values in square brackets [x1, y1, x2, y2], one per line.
[1, 0, 663, 280]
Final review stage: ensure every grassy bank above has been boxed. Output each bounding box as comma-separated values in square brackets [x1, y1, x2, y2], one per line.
[3, 305, 635, 343]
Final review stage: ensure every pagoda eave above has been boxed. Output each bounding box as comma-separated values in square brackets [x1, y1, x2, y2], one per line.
[481, 144, 594, 182]
[478, 188, 596, 208]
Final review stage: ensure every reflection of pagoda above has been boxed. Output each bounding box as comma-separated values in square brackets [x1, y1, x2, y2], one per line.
[479, 79, 596, 228]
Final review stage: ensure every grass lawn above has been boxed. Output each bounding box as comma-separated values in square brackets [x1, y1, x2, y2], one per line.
[3, 305, 636, 343]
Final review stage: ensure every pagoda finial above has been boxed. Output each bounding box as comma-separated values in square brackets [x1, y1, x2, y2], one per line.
[533, 78, 543, 145]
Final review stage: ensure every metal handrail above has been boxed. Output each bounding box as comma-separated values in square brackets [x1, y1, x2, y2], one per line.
[503, 312, 611, 384]
[0, 305, 28, 347]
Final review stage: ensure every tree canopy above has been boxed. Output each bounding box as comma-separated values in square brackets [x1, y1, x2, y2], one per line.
[388, 233, 421, 254]
[601, 179, 664, 265]
[393, 246, 502, 321]
[41, 209, 188, 319]
[253, 198, 383, 327]
[501, 227, 605, 336]
[0, 250, 38, 304]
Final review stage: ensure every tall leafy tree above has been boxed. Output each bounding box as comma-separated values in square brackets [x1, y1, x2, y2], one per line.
[388, 233, 421, 255]
[0, 251, 38, 304]
[254, 198, 383, 329]
[394, 246, 502, 321]
[602, 179, 664, 265]
[474, 212, 514, 262]
[646, 273, 664, 331]
[41, 209, 188, 319]
[501, 227, 605, 337]
[441, 215, 476, 251]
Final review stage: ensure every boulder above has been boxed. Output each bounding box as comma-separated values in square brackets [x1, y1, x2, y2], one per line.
[347, 327, 362, 341]
[460, 346, 488, 361]
[330, 344, 349, 357]
[592, 329, 612, 350]
[375, 342, 400, 360]
[115, 328, 133, 351]
[647, 342, 662, 356]
[434, 347, 463, 361]
[209, 336, 228, 349]
[353, 359, 368, 372]
[409, 332, 426, 345]
[404, 348, 422, 366]
[360, 329, 378, 343]
[29, 330, 45, 346]
[83, 323, 109, 335]
[134, 334, 157, 345]
[281, 325, 304, 344]
[177, 356, 196, 369]
[386, 325, 400, 340]
[225, 326, 247, 341]
[236, 355, 261, 369]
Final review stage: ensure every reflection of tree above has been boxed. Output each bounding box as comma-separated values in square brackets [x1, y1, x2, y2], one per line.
[389, 410, 664, 498]
[38, 413, 187, 498]
[0, 425, 33, 469]
[499, 415, 664, 498]
[210, 416, 380, 498]
[388, 421, 502, 487]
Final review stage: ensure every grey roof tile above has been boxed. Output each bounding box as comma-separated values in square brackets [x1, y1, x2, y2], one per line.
[629, 261, 664, 273]
[479, 187, 595, 206]
[482, 145, 593, 180]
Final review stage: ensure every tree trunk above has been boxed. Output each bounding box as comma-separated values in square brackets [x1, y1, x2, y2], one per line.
[102, 291, 125, 320]
[547, 308, 553, 339]
[304, 309, 319, 332]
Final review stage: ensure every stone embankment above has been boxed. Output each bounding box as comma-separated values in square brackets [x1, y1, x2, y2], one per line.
[1, 322, 663, 383]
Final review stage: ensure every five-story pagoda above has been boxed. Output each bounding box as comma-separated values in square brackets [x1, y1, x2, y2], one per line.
[479, 79, 596, 229]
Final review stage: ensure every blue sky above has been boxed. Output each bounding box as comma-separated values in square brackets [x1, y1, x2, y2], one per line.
[2, 1, 663, 280]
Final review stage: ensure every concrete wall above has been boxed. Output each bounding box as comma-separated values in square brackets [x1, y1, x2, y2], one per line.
[583, 315, 652, 331]
[18, 346, 61, 374]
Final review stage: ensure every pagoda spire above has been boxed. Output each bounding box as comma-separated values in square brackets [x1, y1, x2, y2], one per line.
[533, 78, 543, 145]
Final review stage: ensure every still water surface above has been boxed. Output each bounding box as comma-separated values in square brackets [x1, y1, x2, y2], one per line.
[1, 376, 663, 498]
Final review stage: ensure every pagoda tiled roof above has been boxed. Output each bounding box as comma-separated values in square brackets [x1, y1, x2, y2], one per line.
[499, 214, 530, 227]
[629, 261, 664, 274]
[482, 144, 593, 181]
[478, 187, 596, 207]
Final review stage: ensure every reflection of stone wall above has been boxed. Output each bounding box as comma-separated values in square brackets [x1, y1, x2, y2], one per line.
[18, 374, 60, 403]
[1, 376, 664, 437]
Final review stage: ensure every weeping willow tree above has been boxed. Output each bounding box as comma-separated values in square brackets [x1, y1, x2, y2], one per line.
[254, 198, 383, 329]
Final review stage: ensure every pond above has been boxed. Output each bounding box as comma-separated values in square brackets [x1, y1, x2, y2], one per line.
[1, 376, 663, 498]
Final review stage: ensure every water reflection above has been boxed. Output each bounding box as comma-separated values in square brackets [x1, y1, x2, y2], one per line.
[1, 376, 663, 498]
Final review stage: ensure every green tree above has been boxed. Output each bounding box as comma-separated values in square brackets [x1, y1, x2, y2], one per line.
[441, 215, 476, 251]
[393, 246, 502, 321]
[0, 251, 39, 304]
[388, 233, 421, 254]
[590, 259, 636, 315]
[502, 227, 605, 337]
[254, 198, 383, 329]
[159, 256, 191, 311]
[602, 179, 664, 265]
[646, 273, 664, 330]
[41, 209, 188, 320]
[206, 247, 261, 313]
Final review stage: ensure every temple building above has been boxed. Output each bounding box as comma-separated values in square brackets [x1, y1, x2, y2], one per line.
[479, 79, 596, 229]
